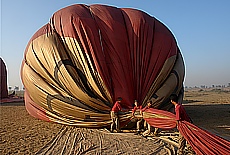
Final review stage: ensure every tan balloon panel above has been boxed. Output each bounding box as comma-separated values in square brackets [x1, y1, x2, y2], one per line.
[62, 37, 112, 103]
[149, 51, 185, 109]
[24, 32, 111, 110]
[22, 33, 113, 126]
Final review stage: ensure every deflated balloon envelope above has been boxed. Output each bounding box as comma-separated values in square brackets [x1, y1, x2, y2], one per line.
[1, 58, 8, 99]
[21, 4, 185, 127]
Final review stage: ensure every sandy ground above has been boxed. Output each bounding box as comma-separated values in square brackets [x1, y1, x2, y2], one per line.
[0, 89, 230, 154]
[0, 102, 62, 154]
[36, 127, 178, 155]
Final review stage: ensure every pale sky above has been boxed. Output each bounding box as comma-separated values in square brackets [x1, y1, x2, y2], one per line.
[1, 0, 230, 89]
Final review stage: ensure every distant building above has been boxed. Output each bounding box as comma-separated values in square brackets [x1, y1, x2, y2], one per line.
[201, 85, 206, 89]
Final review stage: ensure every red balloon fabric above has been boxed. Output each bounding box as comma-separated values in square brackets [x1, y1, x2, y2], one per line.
[178, 121, 230, 155]
[143, 108, 177, 129]
[143, 108, 230, 155]
[24, 90, 50, 122]
[0, 58, 8, 99]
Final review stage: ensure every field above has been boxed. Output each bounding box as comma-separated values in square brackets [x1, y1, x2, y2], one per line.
[0, 88, 229, 154]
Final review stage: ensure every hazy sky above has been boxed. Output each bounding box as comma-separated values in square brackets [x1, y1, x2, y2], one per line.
[1, 0, 230, 89]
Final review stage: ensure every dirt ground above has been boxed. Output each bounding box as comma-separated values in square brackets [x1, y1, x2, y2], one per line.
[0, 102, 62, 154]
[0, 88, 230, 154]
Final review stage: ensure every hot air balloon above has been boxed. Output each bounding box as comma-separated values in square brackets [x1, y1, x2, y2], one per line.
[1, 58, 8, 99]
[21, 4, 185, 127]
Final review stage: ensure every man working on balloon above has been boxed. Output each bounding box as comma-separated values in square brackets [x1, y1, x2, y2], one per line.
[110, 97, 123, 133]
[131, 100, 143, 135]
[170, 94, 194, 155]
[141, 100, 159, 137]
